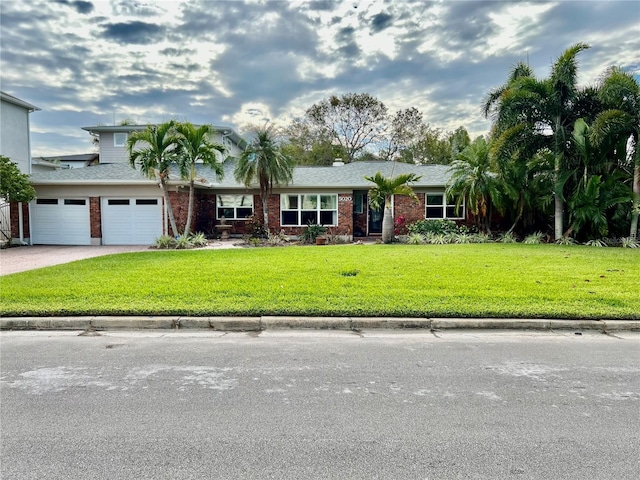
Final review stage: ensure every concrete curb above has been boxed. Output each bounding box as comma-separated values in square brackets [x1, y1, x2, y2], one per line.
[1, 316, 639, 332]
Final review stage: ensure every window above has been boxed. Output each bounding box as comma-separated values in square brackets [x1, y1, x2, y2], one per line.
[36, 199, 58, 205]
[216, 194, 254, 220]
[353, 193, 364, 214]
[281, 194, 338, 226]
[64, 199, 86, 206]
[425, 193, 464, 219]
[108, 199, 130, 206]
[113, 132, 128, 147]
[136, 199, 158, 205]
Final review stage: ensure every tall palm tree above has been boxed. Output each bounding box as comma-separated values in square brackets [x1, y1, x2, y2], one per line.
[591, 67, 640, 239]
[446, 137, 500, 233]
[364, 171, 421, 244]
[174, 123, 227, 236]
[484, 43, 591, 239]
[128, 121, 181, 236]
[234, 125, 294, 231]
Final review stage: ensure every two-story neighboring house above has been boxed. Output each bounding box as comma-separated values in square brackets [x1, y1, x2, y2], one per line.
[27, 124, 248, 245]
[0, 91, 40, 245]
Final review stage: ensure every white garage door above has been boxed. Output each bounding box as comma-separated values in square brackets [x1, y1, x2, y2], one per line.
[102, 198, 162, 245]
[31, 198, 91, 245]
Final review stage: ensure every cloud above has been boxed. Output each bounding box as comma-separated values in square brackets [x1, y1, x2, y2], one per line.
[101, 21, 165, 45]
[370, 12, 393, 33]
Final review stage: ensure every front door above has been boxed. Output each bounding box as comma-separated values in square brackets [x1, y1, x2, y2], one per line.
[368, 201, 384, 235]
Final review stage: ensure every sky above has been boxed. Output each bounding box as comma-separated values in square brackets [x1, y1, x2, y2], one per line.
[1, 0, 639, 157]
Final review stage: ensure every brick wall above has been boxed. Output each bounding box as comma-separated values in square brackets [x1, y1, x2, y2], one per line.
[167, 190, 190, 235]
[89, 197, 101, 239]
[394, 193, 425, 226]
[9, 202, 30, 239]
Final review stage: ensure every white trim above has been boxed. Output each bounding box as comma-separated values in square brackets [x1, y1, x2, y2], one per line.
[425, 192, 465, 220]
[280, 193, 338, 227]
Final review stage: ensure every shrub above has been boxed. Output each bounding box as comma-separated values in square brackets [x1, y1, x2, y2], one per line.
[244, 214, 267, 238]
[175, 235, 194, 249]
[523, 232, 544, 244]
[585, 239, 607, 247]
[190, 232, 208, 247]
[394, 215, 408, 235]
[407, 219, 459, 236]
[499, 232, 517, 243]
[301, 223, 326, 243]
[454, 232, 473, 244]
[555, 236, 577, 246]
[267, 230, 289, 246]
[621, 237, 640, 248]
[471, 232, 491, 243]
[154, 235, 177, 249]
[407, 233, 425, 245]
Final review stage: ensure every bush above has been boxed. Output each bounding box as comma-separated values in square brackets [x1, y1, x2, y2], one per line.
[523, 232, 544, 244]
[244, 214, 267, 238]
[499, 232, 517, 243]
[585, 239, 607, 247]
[621, 237, 640, 248]
[407, 219, 460, 236]
[190, 232, 208, 247]
[407, 233, 425, 245]
[154, 235, 177, 249]
[394, 215, 408, 235]
[175, 235, 194, 249]
[301, 223, 326, 243]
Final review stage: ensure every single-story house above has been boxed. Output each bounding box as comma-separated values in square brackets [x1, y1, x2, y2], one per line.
[11, 124, 467, 245]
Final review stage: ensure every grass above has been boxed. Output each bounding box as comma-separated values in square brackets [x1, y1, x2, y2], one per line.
[1, 244, 638, 319]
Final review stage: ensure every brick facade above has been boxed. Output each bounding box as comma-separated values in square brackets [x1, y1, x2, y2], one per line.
[9, 202, 30, 239]
[89, 197, 101, 239]
[394, 192, 425, 227]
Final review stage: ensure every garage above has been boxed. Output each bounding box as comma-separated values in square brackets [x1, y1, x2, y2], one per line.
[101, 197, 162, 245]
[31, 198, 91, 245]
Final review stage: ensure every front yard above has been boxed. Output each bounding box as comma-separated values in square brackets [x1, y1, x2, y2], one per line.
[1, 244, 638, 318]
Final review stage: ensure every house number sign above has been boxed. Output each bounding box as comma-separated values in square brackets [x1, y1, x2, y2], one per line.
[339, 196, 352, 202]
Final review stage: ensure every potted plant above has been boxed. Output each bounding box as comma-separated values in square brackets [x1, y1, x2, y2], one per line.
[301, 223, 326, 244]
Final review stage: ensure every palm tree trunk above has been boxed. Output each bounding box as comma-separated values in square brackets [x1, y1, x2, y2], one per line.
[159, 178, 180, 237]
[382, 198, 394, 244]
[631, 161, 639, 240]
[554, 153, 564, 240]
[262, 194, 269, 232]
[184, 180, 195, 237]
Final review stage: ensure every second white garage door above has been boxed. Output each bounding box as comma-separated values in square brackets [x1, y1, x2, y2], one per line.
[101, 198, 162, 245]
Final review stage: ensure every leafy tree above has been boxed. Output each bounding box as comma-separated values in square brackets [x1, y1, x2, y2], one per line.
[380, 107, 425, 162]
[234, 125, 294, 231]
[306, 93, 387, 162]
[446, 137, 500, 233]
[0, 155, 35, 203]
[281, 118, 345, 166]
[175, 122, 227, 236]
[591, 67, 640, 239]
[409, 125, 453, 165]
[448, 126, 471, 160]
[127, 121, 181, 236]
[484, 43, 592, 239]
[364, 171, 421, 244]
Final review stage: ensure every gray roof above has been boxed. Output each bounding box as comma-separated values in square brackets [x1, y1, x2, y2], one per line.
[206, 160, 452, 189]
[31, 160, 453, 189]
[31, 163, 154, 184]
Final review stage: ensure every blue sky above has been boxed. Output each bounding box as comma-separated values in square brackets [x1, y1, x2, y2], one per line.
[1, 0, 638, 157]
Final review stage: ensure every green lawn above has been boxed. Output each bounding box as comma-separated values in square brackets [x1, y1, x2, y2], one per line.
[1, 244, 638, 319]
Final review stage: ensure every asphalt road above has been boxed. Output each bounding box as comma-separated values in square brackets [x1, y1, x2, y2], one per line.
[1, 330, 639, 479]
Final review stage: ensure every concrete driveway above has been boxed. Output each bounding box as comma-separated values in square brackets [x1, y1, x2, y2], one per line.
[0, 241, 242, 276]
[0, 245, 151, 275]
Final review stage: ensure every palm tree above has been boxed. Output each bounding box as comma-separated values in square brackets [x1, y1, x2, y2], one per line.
[175, 123, 227, 236]
[234, 125, 294, 231]
[591, 67, 640, 239]
[128, 121, 181, 236]
[446, 137, 500, 233]
[485, 43, 591, 239]
[364, 171, 421, 244]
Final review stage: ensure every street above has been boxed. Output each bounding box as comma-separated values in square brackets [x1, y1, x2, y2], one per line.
[1, 330, 639, 479]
